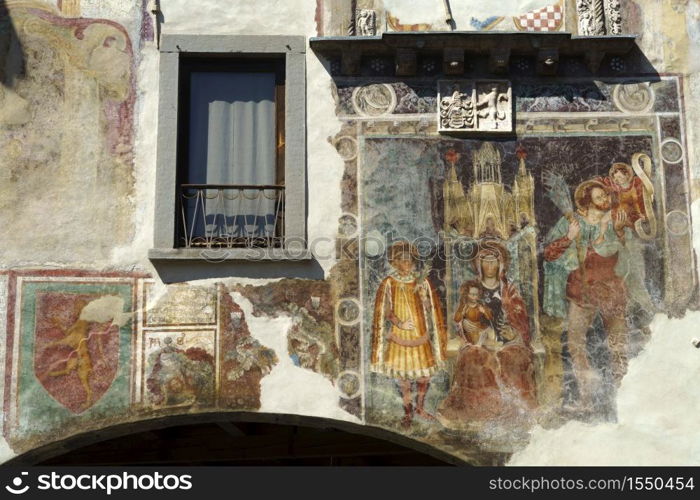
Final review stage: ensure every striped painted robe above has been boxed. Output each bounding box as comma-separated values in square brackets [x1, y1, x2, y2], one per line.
[371, 272, 447, 379]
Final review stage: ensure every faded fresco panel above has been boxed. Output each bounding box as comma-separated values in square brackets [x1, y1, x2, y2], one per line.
[6, 278, 134, 449]
[0, 2, 135, 263]
[143, 330, 216, 409]
[360, 133, 682, 454]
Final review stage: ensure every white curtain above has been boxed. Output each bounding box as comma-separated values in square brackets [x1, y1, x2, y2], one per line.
[187, 72, 278, 241]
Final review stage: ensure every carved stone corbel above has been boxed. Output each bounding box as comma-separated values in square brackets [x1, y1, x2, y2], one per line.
[584, 50, 606, 74]
[489, 48, 511, 74]
[536, 48, 559, 76]
[443, 48, 464, 75]
[341, 51, 362, 76]
[395, 49, 417, 76]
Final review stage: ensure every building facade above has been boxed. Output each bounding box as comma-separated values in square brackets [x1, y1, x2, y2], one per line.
[1, 0, 699, 465]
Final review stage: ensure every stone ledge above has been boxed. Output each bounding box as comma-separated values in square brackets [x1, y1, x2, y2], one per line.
[310, 32, 637, 75]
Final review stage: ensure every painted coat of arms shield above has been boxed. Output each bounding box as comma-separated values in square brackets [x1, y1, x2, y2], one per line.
[33, 293, 122, 414]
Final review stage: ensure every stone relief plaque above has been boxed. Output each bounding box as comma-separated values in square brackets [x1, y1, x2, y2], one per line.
[438, 80, 513, 133]
[145, 284, 217, 326]
[355, 9, 377, 36]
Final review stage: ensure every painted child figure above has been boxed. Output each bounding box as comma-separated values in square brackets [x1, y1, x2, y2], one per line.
[602, 162, 647, 229]
[599, 161, 656, 314]
[453, 281, 499, 350]
[438, 281, 520, 426]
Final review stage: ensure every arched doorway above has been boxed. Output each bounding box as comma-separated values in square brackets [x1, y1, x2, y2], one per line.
[7, 413, 474, 466]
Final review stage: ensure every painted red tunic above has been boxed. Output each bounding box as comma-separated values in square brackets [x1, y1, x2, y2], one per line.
[544, 232, 626, 317]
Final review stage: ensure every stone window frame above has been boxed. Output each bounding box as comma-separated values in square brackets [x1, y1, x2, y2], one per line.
[149, 34, 308, 261]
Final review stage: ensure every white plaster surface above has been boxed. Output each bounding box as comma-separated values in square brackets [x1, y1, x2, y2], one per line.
[0, 438, 16, 464]
[687, 0, 700, 73]
[231, 291, 361, 424]
[0, 274, 7, 437]
[161, 0, 314, 36]
[111, 44, 159, 268]
[80, 0, 141, 25]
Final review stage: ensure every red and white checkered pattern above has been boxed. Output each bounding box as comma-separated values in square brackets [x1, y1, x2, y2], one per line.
[517, 4, 563, 32]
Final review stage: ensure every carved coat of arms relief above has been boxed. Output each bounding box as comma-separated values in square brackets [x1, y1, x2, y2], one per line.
[438, 80, 513, 133]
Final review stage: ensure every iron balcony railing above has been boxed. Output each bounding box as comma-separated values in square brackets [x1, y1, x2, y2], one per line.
[178, 184, 285, 248]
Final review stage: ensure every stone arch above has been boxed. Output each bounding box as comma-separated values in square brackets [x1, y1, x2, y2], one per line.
[5, 412, 506, 466]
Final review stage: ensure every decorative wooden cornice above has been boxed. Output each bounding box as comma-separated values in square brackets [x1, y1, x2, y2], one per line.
[309, 32, 637, 76]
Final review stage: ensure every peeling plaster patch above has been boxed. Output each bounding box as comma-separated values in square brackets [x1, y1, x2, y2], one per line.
[510, 314, 700, 465]
[80, 295, 130, 326]
[510, 200, 700, 465]
[0, 437, 15, 464]
[231, 292, 360, 424]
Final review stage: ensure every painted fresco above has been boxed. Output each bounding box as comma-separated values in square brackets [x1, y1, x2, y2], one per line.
[324, 73, 698, 458]
[3, 272, 137, 449]
[144, 330, 216, 408]
[361, 136, 661, 433]
[2, 274, 282, 452]
[0, 0, 697, 467]
[0, 2, 136, 263]
[317, 0, 568, 36]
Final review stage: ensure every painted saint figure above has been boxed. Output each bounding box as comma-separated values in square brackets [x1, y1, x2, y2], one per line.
[438, 242, 536, 426]
[371, 241, 447, 428]
[544, 179, 630, 410]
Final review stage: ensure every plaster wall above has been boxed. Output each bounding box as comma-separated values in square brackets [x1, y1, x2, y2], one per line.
[0, 0, 699, 465]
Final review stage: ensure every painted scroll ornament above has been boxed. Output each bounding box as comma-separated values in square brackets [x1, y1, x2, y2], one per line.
[613, 83, 655, 114]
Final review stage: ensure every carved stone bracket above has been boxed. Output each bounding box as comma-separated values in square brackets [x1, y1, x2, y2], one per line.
[584, 50, 606, 73]
[438, 80, 512, 134]
[443, 48, 465, 75]
[341, 51, 362, 76]
[395, 48, 417, 76]
[310, 32, 636, 76]
[537, 48, 559, 76]
[489, 48, 511, 74]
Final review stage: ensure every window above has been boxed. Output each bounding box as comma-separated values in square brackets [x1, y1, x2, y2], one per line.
[151, 35, 307, 260]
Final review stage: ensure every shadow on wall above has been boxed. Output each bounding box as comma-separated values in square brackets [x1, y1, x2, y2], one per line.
[151, 258, 327, 283]
[0, 0, 28, 126]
